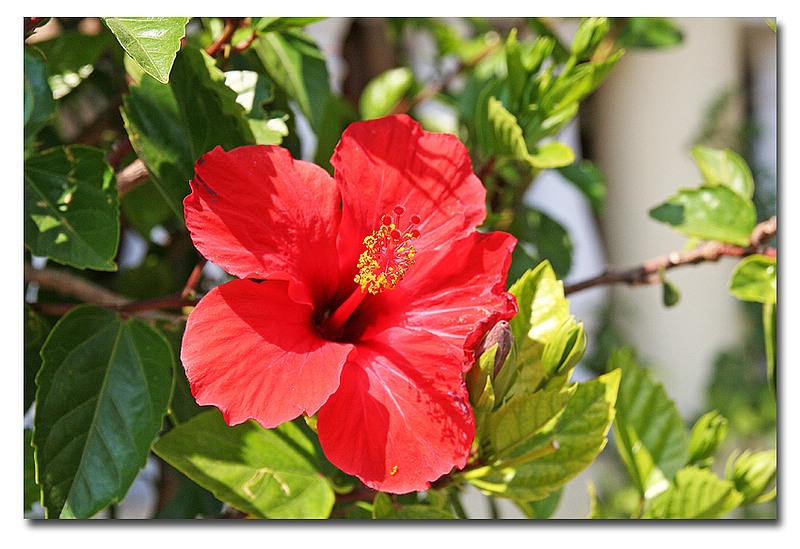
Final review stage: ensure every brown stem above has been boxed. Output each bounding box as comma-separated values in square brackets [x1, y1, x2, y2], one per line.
[24, 264, 195, 317]
[116, 158, 150, 197]
[206, 18, 244, 57]
[181, 258, 208, 300]
[564, 216, 777, 296]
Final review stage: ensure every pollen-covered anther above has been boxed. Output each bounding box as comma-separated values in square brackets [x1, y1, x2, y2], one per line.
[354, 206, 421, 295]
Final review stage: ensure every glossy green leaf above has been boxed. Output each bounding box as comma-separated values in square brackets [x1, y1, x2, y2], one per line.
[33, 306, 174, 518]
[469, 369, 620, 502]
[121, 47, 254, 220]
[359, 67, 415, 120]
[24, 146, 119, 271]
[252, 30, 331, 131]
[103, 17, 189, 83]
[646, 466, 743, 518]
[691, 144, 754, 199]
[725, 449, 776, 505]
[688, 410, 728, 465]
[485, 384, 573, 462]
[153, 410, 335, 519]
[371, 492, 456, 519]
[728, 254, 776, 304]
[649, 184, 757, 246]
[610, 348, 690, 499]
[23, 47, 56, 149]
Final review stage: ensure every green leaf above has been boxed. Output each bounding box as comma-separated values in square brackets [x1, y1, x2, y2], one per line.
[153, 410, 335, 519]
[25, 305, 50, 412]
[649, 185, 757, 246]
[24, 47, 56, 149]
[570, 17, 610, 59]
[662, 277, 681, 307]
[371, 492, 456, 519]
[497, 261, 578, 401]
[515, 488, 562, 518]
[25, 429, 40, 513]
[610, 348, 690, 499]
[313, 95, 359, 174]
[691, 144, 754, 199]
[33, 29, 111, 100]
[537, 50, 623, 122]
[485, 384, 573, 462]
[763, 302, 776, 395]
[508, 206, 573, 282]
[529, 141, 576, 170]
[485, 97, 575, 168]
[252, 30, 331, 131]
[121, 47, 254, 220]
[469, 369, 620, 502]
[359, 67, 415, 120]
[504, 29, 527, 111]
[252, 17, 327, 33]
[725, 449, 776, 505]
[24, 146, 119, 271]
[728, 254, 776, 304]
[557, 159, 607, 215]
[688, 410, 728, 465]
[617, 17, 684, 49]
[33, 305, 174, 518]
[646, 466, 743, 518]
[103, 17, 189, 83]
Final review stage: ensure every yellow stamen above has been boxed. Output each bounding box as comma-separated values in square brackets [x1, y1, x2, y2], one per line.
[354, 209, 420, 295]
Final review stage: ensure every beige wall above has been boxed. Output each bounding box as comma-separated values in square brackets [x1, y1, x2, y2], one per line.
[583, 17, 751, 420]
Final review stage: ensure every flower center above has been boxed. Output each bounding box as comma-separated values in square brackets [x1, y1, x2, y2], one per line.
[354, 205, 421, 295]
[321, 205, 421, 340]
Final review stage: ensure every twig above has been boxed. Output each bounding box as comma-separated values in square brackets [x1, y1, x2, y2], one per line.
[564, 216, 777, 296]
[24, 264, 196, 318]
[25, 264, 131, 308]
[116, 159, 150, 197]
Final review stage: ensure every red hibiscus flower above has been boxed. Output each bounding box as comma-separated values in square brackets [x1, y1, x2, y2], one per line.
[181, 114, 517, 494]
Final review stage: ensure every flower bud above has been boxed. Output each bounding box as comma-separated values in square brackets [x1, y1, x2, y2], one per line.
[725, 449, 777, 505]
[477, 320, 513, 376]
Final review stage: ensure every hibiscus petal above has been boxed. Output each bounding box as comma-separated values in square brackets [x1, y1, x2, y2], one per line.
[317, 328, 474, 494]
[181, 279, 353, 428]
[331, 115, 487, 277]
[358, 231, 518, 371]
[184, 145, 341, 305]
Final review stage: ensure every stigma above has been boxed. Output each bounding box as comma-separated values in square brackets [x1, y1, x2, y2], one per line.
[354, 205, 421, 295]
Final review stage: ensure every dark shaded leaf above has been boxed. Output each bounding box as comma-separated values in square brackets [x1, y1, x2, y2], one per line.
[24, 146, 119, 271]
[33, 306, 174, 518]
